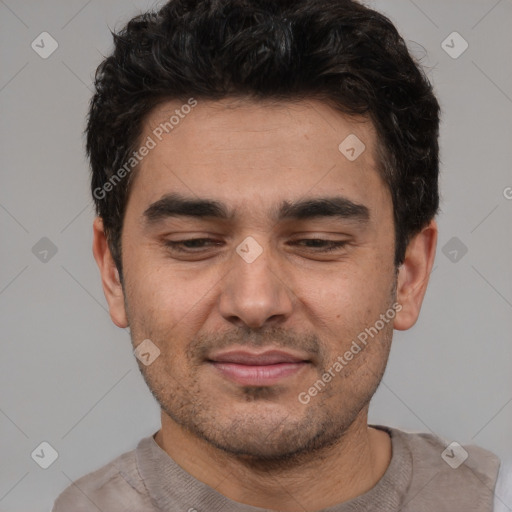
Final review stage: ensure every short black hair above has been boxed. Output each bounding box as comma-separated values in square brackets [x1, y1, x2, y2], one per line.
[86, 0, 440, 282]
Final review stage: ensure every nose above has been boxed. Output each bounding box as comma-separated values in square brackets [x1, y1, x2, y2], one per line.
[218, 239, 294, 329]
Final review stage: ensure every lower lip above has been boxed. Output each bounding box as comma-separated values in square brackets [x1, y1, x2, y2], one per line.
[210, 362, 308, 386]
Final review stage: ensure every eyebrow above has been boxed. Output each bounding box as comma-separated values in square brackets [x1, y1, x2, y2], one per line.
[142, 192, 370, 226]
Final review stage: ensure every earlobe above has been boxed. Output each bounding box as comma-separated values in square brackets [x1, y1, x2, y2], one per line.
[92, 217, 129, 328]
[394, 220, 438, 331]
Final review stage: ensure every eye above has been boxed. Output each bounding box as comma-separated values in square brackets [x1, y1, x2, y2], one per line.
[162, 237, 349, 256]
[290, 239, 348, 252]
[164, 238, 223, 252]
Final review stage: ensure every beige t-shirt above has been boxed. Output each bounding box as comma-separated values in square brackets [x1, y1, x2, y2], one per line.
[52, 424, 501, 511]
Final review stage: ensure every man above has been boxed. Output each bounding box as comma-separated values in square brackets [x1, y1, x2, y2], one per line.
[53, 0, 511, 510]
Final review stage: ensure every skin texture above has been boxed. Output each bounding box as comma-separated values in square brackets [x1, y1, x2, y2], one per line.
[93, 98, 437, 511]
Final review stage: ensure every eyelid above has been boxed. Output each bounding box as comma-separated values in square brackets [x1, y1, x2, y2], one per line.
[163, 237, 222, 251]
[162, 236, 350, 256]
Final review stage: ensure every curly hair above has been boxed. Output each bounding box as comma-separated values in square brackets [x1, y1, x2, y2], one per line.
[86, 0, 440, 282]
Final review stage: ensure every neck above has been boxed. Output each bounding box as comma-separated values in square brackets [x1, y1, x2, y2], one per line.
[154, 409, 392, 511]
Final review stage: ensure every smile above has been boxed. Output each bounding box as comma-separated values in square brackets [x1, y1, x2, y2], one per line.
[207, 349, 311, 386]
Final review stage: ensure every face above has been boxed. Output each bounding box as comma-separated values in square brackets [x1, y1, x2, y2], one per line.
[99, 98, 414, 461]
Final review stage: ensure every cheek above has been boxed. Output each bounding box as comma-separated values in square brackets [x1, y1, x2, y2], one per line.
[299, 265, 390, 313]
[294, 266, 395, 359]
[125, 260, 220, 342]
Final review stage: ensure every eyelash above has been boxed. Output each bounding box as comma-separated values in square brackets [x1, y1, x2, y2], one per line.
[164, 238, 348, 253]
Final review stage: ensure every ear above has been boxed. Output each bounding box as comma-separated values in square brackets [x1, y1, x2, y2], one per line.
[92, 216, 129, 328]
[394, 219, 437, 330]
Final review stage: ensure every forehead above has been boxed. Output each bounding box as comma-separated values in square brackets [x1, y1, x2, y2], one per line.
[128, 97, 389, 220]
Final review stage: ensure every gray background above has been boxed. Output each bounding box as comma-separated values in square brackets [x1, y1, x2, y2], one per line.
[1, 0, 511, 510]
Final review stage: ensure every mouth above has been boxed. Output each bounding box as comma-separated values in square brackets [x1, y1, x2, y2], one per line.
[207, 349, 311, 386]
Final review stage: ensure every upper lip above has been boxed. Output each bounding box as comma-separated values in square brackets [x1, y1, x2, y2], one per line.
[208, 349, 308, 365]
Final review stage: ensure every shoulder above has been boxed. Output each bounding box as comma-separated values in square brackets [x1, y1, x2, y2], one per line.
[52, 440, 156, 512]
[381, 425, 501, 509]
[494, 457, 512, 512]
[392, 427, 500, 479]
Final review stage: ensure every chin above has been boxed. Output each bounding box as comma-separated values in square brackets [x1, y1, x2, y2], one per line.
[184, 405, 346, 465]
